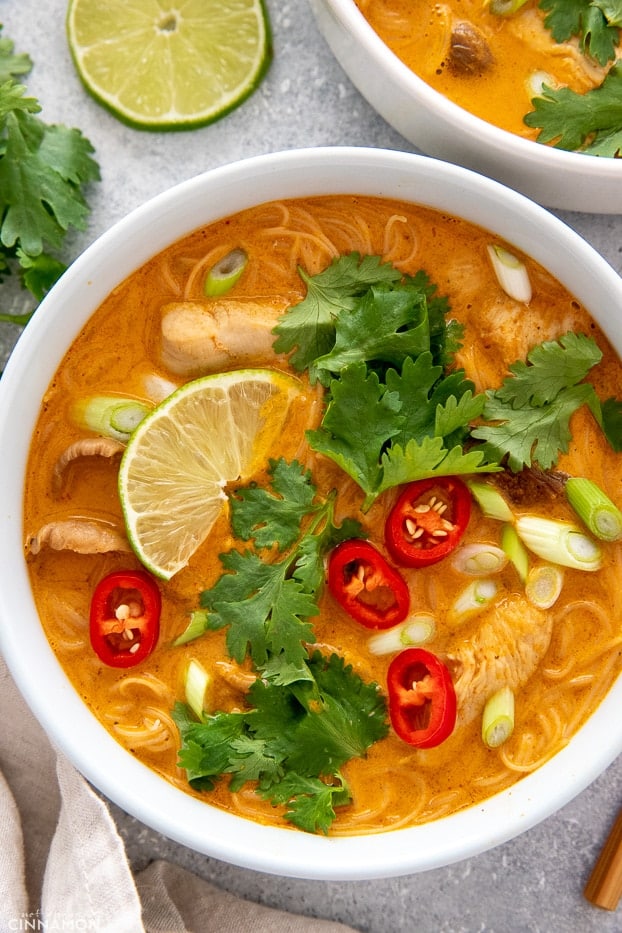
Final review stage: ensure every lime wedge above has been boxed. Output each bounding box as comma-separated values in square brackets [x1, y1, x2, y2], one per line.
[66, 0, 272, 130]
[118, 369, 301, 579]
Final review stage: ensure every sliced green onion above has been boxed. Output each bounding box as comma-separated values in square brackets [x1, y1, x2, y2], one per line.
[71, 395, 152, 442]
[142, 373, 179, 403]
[447, 578, 498, 627]
[482, 686, 515, 748]
[451, 543, 508, 576]
[525, 564, 564, 609]
[368, 613, 436, 655]
[501, 523, 529, 583]
[565, 477, 622, 542]
[515, 515, 602, 571]
[173, 610, 210, 647]
[184, 658, 211, 721]
[467, 481, 514, 522]
[489, 0, 529, 15]
[487, 244, 532, 303]
[204, 248, 248, 296]
[527, 70, 557, 97]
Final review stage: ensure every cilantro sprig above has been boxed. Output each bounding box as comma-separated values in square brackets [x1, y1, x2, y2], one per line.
[173, 651, 387, 834]
[522, 2, 622, 153]
[172, 460, 387, 833]
[274, 254, 495, 508]
[0, 28, 99, 326]
[524, 62, 622, 155]
[471, 332, 622, 469]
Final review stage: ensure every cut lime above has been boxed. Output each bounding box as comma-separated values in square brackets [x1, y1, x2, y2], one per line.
[118, 369, 301, 579]
[66, 0, 272, 130]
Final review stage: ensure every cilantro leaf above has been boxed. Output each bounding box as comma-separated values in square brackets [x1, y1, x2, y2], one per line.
[0, 34, 32, 83]
[539, 0, 619, 65]
[311, 282, 431, 380]
[272, 253, 401, 371]
[379, 435, 496, 494]
[231, 458, 317, 550]
[307, 362, 403, 497]
[492, 331, 602, 407]
[524, 62, 622, 152]
[601, 397, 622, 451]
[470, 332, 607, 470]
[198, 459, 363, 678]
[0, 29, 99, 326]
[260, 772, 351, 835]
[173, 652, 387, 834]
[308, 358, 493, 507]
[200, 549, 316, 671]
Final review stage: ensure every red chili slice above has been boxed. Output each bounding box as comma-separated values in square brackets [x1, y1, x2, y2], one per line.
[327, 539, 410, 629]
[385, 476, 471, 568]
[387, 648, 457, 748]
[89, 569, 161, 668]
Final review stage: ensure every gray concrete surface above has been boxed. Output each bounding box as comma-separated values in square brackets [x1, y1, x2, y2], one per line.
[2, 1, 622, 930]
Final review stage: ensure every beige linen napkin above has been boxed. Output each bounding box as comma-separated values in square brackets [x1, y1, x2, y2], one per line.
[0, 655, 357, 933]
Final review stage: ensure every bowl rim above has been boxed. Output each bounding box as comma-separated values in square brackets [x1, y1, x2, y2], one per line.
[314, 0, 622, 181]
[2, 146, 622, 880]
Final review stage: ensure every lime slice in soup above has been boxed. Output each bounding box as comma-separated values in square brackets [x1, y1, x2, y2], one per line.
[66, 0, 272, 130]
[118, 369, 301, 579]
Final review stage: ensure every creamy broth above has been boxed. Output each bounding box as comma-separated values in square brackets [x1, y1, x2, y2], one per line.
[354, 1, 613, 140]
[24, 196, 622, 834]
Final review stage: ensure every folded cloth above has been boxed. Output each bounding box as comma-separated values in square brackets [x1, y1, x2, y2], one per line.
[0, 655, 357, 933]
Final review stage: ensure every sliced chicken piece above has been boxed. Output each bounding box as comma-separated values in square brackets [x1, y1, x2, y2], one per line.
[27, 519, 131, 555]
[52, 436, 125, 493]
[160, 299, 286, 376]
[448, 21, 493, 75]
[444, 593, 553, 727]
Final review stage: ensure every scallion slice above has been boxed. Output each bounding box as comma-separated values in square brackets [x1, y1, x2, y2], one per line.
[451, 543, 508, 576]
[173, 610, 210, 646]
[184, 658, 211, 721]
[204, 248, 248, 296]
[515, 515, 602, 571]
[487, 244, 532, 303]
[467, 481, 514, 522]
[525, 564, 564, 609]
[489, 0, 529, 14]
[71, 395, 152, 442]
[367, 613, 436, 655]
[565, 477, 622, 542]
[501, 523, 529, 583]
[447, 578, 498, 627]
[482, 686, 515, 748]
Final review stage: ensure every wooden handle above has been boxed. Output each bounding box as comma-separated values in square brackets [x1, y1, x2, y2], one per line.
[584, 807, 622, 911]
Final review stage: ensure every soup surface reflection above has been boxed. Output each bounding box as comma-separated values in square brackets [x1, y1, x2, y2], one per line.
[24, 196, 622, 835]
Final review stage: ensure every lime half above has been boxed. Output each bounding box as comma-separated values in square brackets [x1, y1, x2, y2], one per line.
[66, 0, 272, 130]
[118, 369, 301, 579]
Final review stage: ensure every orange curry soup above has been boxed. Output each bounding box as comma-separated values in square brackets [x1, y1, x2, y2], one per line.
[24, 196, 622, 834]
[354, 0, 611, 140]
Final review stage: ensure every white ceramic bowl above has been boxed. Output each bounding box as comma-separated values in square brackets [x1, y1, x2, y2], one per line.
[309, 0, 622, 214]
[2, 148, 622, 881]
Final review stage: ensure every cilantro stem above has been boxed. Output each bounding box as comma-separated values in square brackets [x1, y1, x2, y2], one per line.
[0, 310, 34, 326]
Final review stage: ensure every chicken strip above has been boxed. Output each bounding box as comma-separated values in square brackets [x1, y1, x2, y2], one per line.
[27, 519, 131, 555]
[444, 593, 553, 727]
[160, 299, 286, 376]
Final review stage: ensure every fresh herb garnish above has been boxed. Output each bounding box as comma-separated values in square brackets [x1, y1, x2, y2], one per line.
[179, 458, 363, 680]
[471, 332, 622, 469]
[523, 2, 622, 153]
[173, 650, 387, 834]
[0, 28, 99, 326]
[524, 62, 622, 155]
